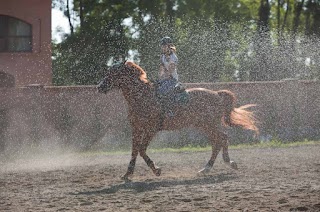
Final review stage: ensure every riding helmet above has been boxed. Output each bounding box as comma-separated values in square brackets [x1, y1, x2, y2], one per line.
[160, 36, 173, 46]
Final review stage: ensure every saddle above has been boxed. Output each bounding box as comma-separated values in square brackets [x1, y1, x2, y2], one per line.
[170, 82, 189, 105]
[155, 80, 189, 117]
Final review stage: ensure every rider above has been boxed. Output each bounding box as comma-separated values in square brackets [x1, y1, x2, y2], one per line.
[159, 36, 179, 83]
[157, 36, 180, 117]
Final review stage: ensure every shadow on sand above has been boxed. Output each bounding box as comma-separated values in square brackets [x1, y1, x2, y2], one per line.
[71, 173, 237, 195]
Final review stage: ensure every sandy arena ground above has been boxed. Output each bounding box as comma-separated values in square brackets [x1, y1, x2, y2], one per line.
[1, 144, 320, 211]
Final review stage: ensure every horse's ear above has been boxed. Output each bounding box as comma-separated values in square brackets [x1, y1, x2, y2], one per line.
[125, 61, 134, 67]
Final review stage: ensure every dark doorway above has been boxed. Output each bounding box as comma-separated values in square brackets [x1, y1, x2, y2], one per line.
[0, 71, 15, 87]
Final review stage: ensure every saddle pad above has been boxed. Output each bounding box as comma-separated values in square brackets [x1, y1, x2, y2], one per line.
[174, 90, 189, 105]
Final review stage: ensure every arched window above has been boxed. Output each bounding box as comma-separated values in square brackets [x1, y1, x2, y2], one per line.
[0, 15, 32, 52]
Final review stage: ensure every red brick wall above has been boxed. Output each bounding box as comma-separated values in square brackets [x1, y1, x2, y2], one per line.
[0, 81, 319, 152]
[0, 0, 52, 87]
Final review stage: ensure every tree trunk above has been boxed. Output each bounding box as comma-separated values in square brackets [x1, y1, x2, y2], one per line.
[250, 0, 271, 81]
[277, 0, 281, 45]
[257, 0, 270, 33]
[66, 0, 74, 35]
[281, 0, 290, 31]
[79, 0, 84, 30]
[311, 1, 320, 36]
[305, 0, 312, 36]
[292, 0, 305, 37]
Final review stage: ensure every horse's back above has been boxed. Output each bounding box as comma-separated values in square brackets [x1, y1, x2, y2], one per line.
[183, 87, 223, 113]
[186, 87, 221, 102]
[161, 87, 227, 130]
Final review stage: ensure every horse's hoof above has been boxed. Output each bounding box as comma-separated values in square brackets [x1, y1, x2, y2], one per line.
[154, 168, 161, 176]
[230, 161, 238, 170]
[121, 174, 132, 182]
[198, 167, 211, 174]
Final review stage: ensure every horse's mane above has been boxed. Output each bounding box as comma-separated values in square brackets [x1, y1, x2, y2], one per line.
[125, 61, 149, 84]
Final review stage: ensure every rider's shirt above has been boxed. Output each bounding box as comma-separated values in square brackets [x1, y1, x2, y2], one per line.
[159, 51, 178, 81]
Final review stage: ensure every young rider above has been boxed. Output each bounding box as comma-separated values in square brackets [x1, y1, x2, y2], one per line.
[159, 36, 179, 82]
[157, 36, 179, 117]
[158, 36, 179, 95]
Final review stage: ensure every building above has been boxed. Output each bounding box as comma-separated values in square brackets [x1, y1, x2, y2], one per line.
[0, 0, 52, 87]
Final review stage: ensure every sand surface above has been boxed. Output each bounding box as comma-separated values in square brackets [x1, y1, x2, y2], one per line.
[1, 145, 320, 211]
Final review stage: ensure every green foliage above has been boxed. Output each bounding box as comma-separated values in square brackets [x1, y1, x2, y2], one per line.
[52, 0, 320, 85]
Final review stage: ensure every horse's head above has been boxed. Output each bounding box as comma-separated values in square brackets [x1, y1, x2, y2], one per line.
[97, 61, 126, 93]
[97, 61, 149, 94]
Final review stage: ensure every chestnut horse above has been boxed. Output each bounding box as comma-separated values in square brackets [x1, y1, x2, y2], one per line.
[98, 61, 258, 181]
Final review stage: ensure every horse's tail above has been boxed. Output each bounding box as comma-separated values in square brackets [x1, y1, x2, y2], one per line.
[218, 90, 259, 134]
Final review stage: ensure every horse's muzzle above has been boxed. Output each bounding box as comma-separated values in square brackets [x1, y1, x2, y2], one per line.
[97, 80, 107, 94]
[97, 86, 106, 94]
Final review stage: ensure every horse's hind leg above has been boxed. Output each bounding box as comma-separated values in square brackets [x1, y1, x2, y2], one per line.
[220, 133, 238, 170]
[198, 131, 222, 174]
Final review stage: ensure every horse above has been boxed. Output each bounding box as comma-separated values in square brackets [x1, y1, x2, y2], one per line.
[97, 61, 258, 181]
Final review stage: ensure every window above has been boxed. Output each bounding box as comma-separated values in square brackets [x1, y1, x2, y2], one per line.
[0, 15, 32, 52]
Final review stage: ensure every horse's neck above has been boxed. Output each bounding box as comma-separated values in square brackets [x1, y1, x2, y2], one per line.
[121, 81, 155, 106]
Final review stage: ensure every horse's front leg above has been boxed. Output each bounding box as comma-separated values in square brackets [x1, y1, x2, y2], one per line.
[121, 132, 141, 181]
[139, 131, 161, 176]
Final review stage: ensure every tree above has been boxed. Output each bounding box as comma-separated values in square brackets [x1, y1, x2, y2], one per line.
[52, 0, 320, 85]
[249, 0, 273, 81]
[53, 0, 135, 85]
